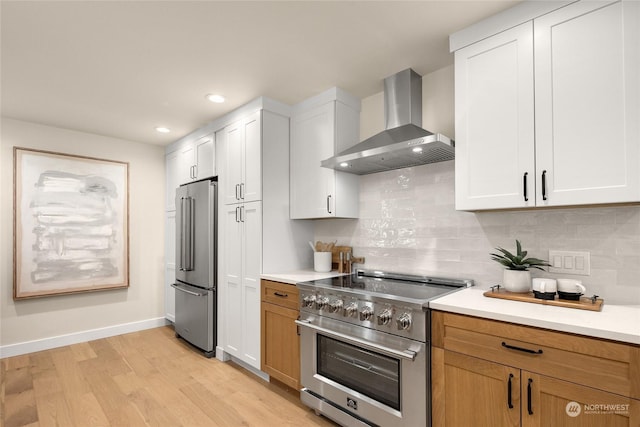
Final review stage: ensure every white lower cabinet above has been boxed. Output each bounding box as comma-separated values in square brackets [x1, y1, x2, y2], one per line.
[222, 201, 262, 369]
[164, 210, 176, 322]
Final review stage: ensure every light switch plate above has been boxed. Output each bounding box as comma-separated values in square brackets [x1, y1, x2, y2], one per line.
[548, 250, 591, 276]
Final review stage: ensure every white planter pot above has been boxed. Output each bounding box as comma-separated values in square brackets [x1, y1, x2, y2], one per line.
[503, 270, 531, 293]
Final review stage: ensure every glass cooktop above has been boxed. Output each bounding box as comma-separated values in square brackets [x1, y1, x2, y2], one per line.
[298, 270, 474, 305]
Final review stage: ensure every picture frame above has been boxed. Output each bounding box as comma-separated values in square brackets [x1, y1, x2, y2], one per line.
[13, 147, 129, 299]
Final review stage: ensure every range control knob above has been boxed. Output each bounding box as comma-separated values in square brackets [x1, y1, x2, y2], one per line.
[315, 296, 330, 310]
[328, 299, 343, 313]
[396, 312, 412, 330]
[302, 295, 316, 308]
[377, 308, 393, 326]
[359, 306, 374, 321]
[344, 302, 358, 317]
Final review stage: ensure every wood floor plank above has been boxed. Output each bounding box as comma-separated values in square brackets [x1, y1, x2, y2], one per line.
[128, 387, 183, 426]
[3, 388, 39, 427]
[34, 391, 73, 427]
[179, 381, 246, 427]
[66, 391, 111, 427]
[70, 342, 97, 362]
[82, 370, 147, 427]
[1, 326, 337, 427]
[49, 348, 90, 397]
[4, 366, 33, 396]
[32, 371, 63, 399]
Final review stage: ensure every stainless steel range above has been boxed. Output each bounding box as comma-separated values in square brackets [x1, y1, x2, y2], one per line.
[295, 269, 473, 427]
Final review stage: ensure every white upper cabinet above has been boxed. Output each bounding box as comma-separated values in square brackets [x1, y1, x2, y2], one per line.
[194, 135, 215, 180]
[454, 22, 535, 210]
[453, 0, 639, 210]
[534, 0, 639, 206]
[290, 88, 360, 219]
[165, 133, 215, 211]
[219, 111, 262, 205]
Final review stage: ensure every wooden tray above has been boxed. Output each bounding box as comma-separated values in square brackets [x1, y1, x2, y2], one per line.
[483, 286, 604, 311]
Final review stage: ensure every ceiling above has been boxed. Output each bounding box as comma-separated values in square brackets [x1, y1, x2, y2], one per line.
[1, 1, 519, 146]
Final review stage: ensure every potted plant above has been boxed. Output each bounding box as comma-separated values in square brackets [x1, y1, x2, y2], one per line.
[490, 240, 551, 292]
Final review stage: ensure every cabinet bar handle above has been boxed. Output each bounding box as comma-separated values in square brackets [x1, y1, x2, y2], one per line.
[523, 172, 528, 202]
[542, 170, 547, 201]
[240, 183, 245, 200]
[527, 378, 533, 415]
[502, 342, 543, 354]
[507, 373, 514, 409]
[235, 206, 240, 223]
[327, 195, 332, 214]
[274, 292, 288, 298]
[240, 205, 245, 223]
[235, 184, 240, 200]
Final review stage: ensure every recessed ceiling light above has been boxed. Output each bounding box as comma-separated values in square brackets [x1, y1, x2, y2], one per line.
[412, 147, 423, 153]
[155, 127, 171, 133]
[206, 94, 225, 103]
[340, 162, 349, 167]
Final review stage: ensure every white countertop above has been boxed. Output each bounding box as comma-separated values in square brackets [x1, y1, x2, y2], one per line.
[261, 270, 347, 285]
[430, 288, 640, 345]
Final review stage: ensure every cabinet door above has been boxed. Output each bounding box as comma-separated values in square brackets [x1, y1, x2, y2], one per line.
[194, 135, 215, 180]
[522, 372, 640, 427]
[242, 111, 262, 203]
[166, 150, 179, 211]
[221, 121, 244, 205]
[441, 350, 520, 427]
[261, 302, 300, 389]
[454, 22, 535, 210]
[165, 210, 176, 321]
[223, 204, 243, 358]
[290, 102, 337, 218]
[178, 143, 195, 185]
[242, 201, 262, 369]
[535, 0, 640, 206]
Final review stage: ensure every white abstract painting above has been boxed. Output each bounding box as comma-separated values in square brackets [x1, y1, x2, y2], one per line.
[14, 148, 129, 299]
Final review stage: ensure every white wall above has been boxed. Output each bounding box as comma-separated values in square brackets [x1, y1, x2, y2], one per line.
[1, 118, 166, 353]
[316, 66, 640, 305]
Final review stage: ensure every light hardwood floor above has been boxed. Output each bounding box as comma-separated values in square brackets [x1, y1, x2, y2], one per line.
[1, 326, 337, 427]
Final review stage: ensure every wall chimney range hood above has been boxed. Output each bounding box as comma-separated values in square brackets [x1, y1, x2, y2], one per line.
[321, 68, 454, 175]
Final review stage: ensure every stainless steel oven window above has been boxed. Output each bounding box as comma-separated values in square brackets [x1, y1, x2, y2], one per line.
[316, 334, 401, 410]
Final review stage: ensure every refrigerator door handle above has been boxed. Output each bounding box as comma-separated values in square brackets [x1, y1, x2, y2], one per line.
[184, 197, 195, 271]
[172, 283, 207, 297]
[179, 197, 186, 271]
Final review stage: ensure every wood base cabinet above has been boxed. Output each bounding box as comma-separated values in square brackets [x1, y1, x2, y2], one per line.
[432, 311, 640, 427]
[260, 280, 300, 390]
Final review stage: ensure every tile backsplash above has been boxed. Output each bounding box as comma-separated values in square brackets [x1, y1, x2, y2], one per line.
[315, 161, 640, 305]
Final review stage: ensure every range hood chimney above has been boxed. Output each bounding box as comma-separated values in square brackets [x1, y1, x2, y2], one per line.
[321, 68, 454, 175]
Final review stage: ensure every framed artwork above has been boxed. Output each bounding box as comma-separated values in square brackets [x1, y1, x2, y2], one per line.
[13, 147, 129, 299]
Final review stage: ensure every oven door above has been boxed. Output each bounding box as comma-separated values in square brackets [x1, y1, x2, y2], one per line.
[296, 315, 428, 427]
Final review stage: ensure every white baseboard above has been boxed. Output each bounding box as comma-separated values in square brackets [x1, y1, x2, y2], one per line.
[0, 317, 170, 359]
[228, 355, 270, 382]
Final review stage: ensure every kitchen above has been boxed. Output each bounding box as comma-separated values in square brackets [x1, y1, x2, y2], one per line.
[2, 1, 639, 426]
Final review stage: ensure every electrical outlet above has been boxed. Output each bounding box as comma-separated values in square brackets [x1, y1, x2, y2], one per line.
[548, 250, 591, 276]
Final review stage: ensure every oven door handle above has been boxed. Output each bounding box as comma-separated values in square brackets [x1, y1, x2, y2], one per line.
[295, 319, 417, 361]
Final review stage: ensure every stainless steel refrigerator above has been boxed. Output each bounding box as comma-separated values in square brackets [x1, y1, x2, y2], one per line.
[172, 178, 217, 357]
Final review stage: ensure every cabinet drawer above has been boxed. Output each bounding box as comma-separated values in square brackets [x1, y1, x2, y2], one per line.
[432, 311, 640, 399]
[261, 280, 299, 310]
